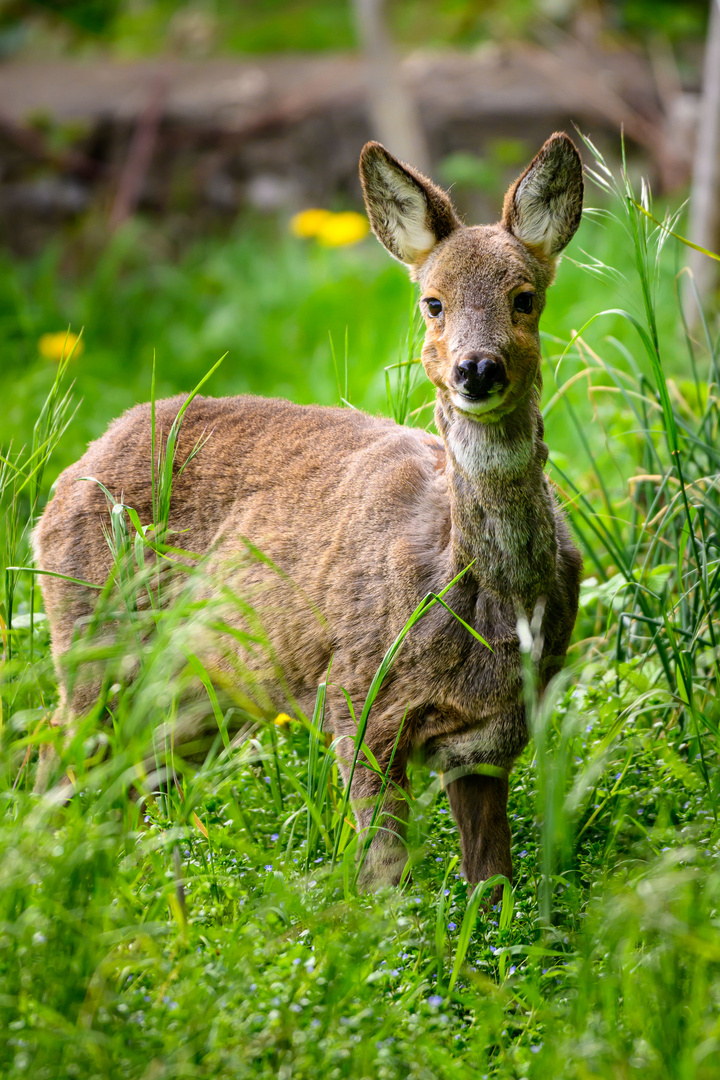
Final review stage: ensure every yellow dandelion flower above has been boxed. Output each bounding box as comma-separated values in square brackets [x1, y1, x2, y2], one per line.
[289, 208, 334, 239]
[274, 712, 293, 728]
[316, 211, 369, 247]
[39, 331, 84, 362]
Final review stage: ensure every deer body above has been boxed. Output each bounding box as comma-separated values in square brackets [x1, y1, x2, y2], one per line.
[35, 134, 584, 888]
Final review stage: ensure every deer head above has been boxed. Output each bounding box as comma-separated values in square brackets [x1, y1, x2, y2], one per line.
[360, 133, 583, 425]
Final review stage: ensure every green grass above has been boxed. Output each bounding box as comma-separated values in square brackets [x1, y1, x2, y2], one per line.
[2, 142, 720, 1079]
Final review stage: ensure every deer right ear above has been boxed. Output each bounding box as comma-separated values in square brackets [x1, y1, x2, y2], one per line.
[502, 133, 583, 258]
[359, 142, 460, 271]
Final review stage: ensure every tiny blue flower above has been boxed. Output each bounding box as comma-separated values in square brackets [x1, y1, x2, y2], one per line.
[447, 921, 456, 931]
[428, 994, 443, 1007]
[270, 833, 279, 841]
[265, 864, 273, 871]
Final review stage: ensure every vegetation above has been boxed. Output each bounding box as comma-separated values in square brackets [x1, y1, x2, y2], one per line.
[1, 0, 710, 59]
[1, 139, 720, 1078]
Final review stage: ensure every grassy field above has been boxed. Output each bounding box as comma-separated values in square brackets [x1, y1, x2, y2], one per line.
[1, 144, 720, 1079]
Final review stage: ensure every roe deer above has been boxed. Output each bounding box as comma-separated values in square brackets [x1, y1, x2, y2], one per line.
[35, 133, 584, 891]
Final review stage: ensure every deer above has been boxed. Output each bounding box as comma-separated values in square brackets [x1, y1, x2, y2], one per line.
[34, 132, 584, 893]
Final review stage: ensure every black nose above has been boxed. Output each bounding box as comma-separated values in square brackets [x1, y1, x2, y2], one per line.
[454, 355, 508, 400]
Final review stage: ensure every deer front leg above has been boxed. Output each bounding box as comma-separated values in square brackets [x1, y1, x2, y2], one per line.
[338, 758, 410, 890]
[445, 771, 512, 887]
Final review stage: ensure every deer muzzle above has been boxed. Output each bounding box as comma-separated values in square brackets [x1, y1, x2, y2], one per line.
[452, 354, 509, 402]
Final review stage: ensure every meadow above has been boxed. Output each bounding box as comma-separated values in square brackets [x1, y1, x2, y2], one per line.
[1, 141, 720, 1079]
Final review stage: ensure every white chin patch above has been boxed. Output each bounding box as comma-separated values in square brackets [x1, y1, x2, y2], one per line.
[449, 390, 505, 418]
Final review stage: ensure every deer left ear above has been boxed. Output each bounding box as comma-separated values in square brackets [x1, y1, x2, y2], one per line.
[360, 141, 461, 270]
[502, 133, 584, 258]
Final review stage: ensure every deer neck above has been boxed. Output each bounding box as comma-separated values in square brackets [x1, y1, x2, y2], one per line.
[435, 391, 557, 610]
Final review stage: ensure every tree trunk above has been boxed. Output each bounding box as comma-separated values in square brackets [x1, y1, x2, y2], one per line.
[352, 0, 430, 174]
[685, 0, 720, 320]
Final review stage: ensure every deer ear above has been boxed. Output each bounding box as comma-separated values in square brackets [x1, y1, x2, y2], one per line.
[502, 133, 584, 257]
[359, 142, 461, 269]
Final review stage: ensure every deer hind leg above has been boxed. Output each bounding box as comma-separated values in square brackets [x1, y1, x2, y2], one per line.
[34, 663, 108, 794]
[444, 772, 512, 887]
[34, 584, 110, 793]
[35, 698, 75, 794]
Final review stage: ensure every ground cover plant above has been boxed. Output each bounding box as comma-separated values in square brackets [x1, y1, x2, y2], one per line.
[1, 139, 720, 1079]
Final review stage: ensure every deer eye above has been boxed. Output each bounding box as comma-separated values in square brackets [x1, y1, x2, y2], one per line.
[425, 298, 443, 317]
[513, 292, 534, 314]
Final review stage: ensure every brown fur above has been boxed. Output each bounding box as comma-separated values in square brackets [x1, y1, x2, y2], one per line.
[35, 134, 584, 890]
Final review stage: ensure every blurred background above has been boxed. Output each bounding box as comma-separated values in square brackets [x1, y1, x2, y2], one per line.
[0, 0, 717, 475]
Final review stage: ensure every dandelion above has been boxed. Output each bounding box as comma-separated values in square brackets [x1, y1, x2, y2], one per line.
[274, 712, 292, 728]
[289, 208, 334, 238]
[290, 208, 369, 247]
[316, 211, 369, 247]
[39, 330, 84, 362]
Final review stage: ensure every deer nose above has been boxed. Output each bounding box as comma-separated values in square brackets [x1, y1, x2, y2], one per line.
[453, 355, 508, 400]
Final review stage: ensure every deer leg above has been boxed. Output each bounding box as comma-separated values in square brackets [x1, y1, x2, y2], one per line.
[340, 761, 410, 890]
[445, 772, 512, 887]
[34, 704, 68, 794]
[34, 684, 95, 795]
